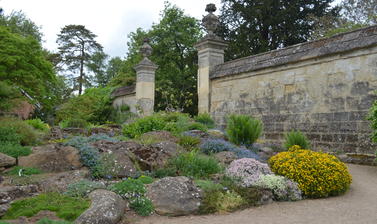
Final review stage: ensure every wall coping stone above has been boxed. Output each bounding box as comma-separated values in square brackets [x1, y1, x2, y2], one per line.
[210, 25, 377, 79]
[111, 85, 136, 98]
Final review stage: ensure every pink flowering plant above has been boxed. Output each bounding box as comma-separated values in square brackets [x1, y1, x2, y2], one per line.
[225, 158, 272, 187]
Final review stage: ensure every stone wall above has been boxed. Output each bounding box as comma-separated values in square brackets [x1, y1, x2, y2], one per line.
[112, 94, 138, 114]
[209, 26, 377, 154]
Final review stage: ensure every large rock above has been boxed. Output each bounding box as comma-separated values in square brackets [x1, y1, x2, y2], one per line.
[0, 153, 16, 168]
[91, 140, 138, 178]
[75, 189, 126, 224]
[130, 141, 182, 170]
[89, 126, 121, 137]
[18, 144, 83, 172]
[0, 185, 38, 205]
[214, 151, 238, 165]
[140, 131, 179, 143]
[147, 176, 202, 216]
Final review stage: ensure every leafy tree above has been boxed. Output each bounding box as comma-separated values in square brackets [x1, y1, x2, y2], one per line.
[0, 10, 42, 42]
[0, 26, 57, 113]
[112, 3, 202, 115]
[87, 51, 109, 87]
[311, 0, 376, 39]
[57, 25, 103, 95]
[218, 0, 337, 59]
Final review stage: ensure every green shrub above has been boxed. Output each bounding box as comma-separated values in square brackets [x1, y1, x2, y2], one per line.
[194, 113, 215, 128]
[283, 130, 310, 150]
[109, 178, 153, 216]
[0, 143, 32, 158]
[129, 196, 154, 216]
[36, 218, 72, 224]
[65, 118, 89, 128]
[2, 192, 90, 221]
[199, 189, 244, 214]
[5, 166, 42, 176]
[64, 180, 104, 198]
[195, 180, 224, 192]
[169, 151, 222, 179]
[269, 146, 352, 198]
[123, 115, 166, 138]
[56, 87, 115, 124]
[0, 126, 21, 144]
[0, 116, 40, 145]
[178, 135, 201, 151]
[25, 118, 50, 132]
[226, 114, 263, 146]
[187, 122, 208, 132]
[138, 175, 154, 184]
[151, 167, 177, 178]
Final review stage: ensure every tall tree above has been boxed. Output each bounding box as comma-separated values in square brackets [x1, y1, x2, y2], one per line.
[57, 25, 103, 95]
[311, 0, 376, 39]
[87, 51, 109, 87]
[218, 0, 336, 59]
[0, 10, 42, 42]
[0, 26, 57, 112]
[112, 3, 202, 114]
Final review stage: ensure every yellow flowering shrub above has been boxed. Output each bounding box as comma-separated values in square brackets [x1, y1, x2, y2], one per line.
[268, 146, 352, 198]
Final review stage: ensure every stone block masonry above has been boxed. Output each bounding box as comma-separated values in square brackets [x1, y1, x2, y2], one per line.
[206, 25, 377, 154]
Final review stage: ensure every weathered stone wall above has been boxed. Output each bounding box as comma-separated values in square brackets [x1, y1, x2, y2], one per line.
[209, 26, 377, 154]
[112, 94, 138, 114]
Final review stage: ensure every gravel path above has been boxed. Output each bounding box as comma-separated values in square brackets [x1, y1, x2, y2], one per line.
[136, 164, 377, 224]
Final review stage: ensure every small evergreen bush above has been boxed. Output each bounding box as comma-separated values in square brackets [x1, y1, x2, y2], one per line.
[269, 145, 352, 198]
[178, 135, 201, 151]
[226, 114, 263, 146]
[283, 130, 311, 150]
[199, 189, 244, 214]
[194, 113, 215, 128]
[25, 118, 50, 132]
[66, 118, 89, 128]
[123, 115, 166, 138]
[0, 126, 21, 144]
[169, 151, 222, 179]
[0, 143, 32, 158]
[187, 122, 208, 132]
[0, 116, 39, 145]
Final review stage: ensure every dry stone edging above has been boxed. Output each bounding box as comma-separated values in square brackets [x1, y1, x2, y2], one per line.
[75, 189, 126, 224]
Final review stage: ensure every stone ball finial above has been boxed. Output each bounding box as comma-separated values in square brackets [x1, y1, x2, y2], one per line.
[205, 3, 217, 13]
[140, 37, 152, 58]
[202, 3, 219, 37]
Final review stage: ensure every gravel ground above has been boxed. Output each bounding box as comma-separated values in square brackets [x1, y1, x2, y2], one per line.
[136, 164, 377, 224]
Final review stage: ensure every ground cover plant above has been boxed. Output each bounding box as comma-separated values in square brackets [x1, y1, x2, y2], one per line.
[194, 113, 215, 129]
[254, 174, 302, 201]
[108, 177, 153, 216]
[64, 180, 105, 198]
[25, 118, 50, 132]
[5, 166, 42, 176]
[226, 114, 263, 146]
[269, 145, 352, 198]
[199, 139, 260, 160]
[1, 192, 90, 221]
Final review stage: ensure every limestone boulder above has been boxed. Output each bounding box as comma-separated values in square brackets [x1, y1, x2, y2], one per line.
[214, 151, 238, 165]
[0, 185, 38, 205]
[130, 141, 182, 170]
[75, 189, 126, 224]
[91, 140, 138, 178]
[18, 144, 82, 172]
[0, 153, 16, 168]
[89, 126, 121, 137]
[147, 176, 202, 216]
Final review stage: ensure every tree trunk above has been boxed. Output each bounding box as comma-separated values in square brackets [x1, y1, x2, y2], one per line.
[79, 44, 85, 95]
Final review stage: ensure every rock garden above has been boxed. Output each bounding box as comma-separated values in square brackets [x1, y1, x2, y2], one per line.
[0, 112, 354, 224]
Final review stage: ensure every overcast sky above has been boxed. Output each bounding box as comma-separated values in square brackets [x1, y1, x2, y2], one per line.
[1, 0, 221, 58]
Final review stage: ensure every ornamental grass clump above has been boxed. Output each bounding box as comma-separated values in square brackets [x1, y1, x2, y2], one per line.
[254, 174, 302, 201]
[268, 145, 352, 198]
[283, 130, 311, 150]
[226, 114, 263, 146]
[226, 158, 272, 187]
[194, 113, 215, 129]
